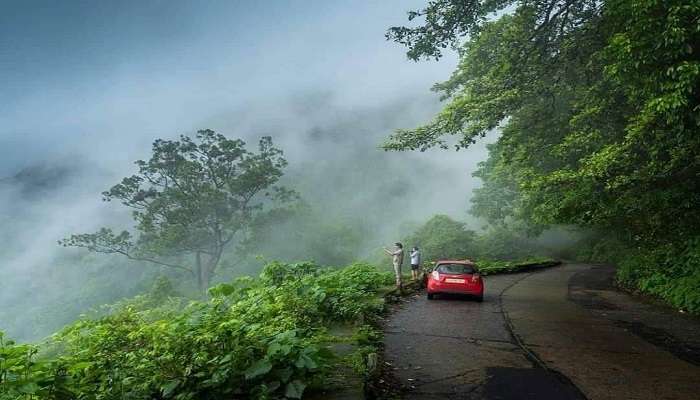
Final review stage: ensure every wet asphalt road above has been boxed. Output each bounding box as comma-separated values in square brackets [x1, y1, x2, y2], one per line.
[383, 264, 700, 400]
[384, 270, 583, 399]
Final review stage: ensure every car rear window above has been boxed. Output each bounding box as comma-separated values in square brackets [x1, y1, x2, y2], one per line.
[436, 263, 476, 274]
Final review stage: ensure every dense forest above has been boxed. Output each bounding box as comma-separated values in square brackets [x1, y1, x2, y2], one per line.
[1, 0, 699, 399]
[385, 0, 700, 313]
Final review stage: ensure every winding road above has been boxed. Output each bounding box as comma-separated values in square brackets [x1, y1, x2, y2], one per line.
[383, 263, 700, 400]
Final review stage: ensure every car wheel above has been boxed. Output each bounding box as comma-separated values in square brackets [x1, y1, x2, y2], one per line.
[427, 293, 434, 300]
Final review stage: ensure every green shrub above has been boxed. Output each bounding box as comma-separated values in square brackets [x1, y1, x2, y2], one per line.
[315, 263, 393, 321]
[616, 238, 700, 314]
[0, 261, 394, 400]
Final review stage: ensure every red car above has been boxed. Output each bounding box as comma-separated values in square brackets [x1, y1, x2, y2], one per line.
[426, 261, 484, 301]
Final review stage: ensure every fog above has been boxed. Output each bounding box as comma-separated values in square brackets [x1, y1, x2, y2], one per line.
[0, 1, 495, 341]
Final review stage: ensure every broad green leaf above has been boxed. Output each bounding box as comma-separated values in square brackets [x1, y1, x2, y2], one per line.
[19, 382, 41, 394]
[284, 380, 307, 399]
[161, 380, 181, 398]
[245, 359, 273, 380]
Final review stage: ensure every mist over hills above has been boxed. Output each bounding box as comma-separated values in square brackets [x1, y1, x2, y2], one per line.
[0, 159, 149, 341]
[0, 95, 492, 341]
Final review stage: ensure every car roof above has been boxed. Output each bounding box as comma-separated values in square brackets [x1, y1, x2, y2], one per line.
[435, 260, 475, 265]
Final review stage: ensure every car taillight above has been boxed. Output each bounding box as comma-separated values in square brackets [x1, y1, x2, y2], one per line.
[431, 271, 440, 281]
[471, 274, 481, 282]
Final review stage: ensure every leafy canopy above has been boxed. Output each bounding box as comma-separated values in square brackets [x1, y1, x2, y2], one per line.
[387, 0, 700, 309]
[386, 0, 700, 247]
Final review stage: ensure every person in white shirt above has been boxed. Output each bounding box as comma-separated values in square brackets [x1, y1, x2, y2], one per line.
[409, 246, 421, 281]
[383, 242, 404, 289]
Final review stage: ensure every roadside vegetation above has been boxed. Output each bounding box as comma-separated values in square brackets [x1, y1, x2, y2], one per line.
[0, 262, 394, 400]
[386, 0, 700, 313]
[402, 214, 556, 261]
[401, 215, 559, 275]
[576, 236, 700, 313]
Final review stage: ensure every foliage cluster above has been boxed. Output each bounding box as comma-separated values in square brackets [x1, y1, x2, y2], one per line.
[403, 215, 553, 263]
[616, 240, 700, 314]
[387, 0, 700, 308]
[0, 262, 393, 400]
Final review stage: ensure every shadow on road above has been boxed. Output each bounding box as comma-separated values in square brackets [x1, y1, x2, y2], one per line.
[427, 293, 484, 302]
[482, 367, 585, 400]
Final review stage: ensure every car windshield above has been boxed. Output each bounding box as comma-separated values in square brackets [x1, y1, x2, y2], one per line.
[436, 263, 476, 275]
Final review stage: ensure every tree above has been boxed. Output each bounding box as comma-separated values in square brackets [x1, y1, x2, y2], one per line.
[386, 0, 700, 248]
[387, 0, 700, 311]
[61, 130, 294, 292]
[386, 0, 599, 62]
[403, 215, 477, 261]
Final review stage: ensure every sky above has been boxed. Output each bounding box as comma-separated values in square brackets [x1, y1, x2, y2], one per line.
[1, 0, 460, 171]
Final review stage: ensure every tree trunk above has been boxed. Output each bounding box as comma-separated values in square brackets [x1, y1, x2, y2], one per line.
[196, 251, 210, 294]
[195, 250, 220, 294]
[199, 266, 211, 294]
